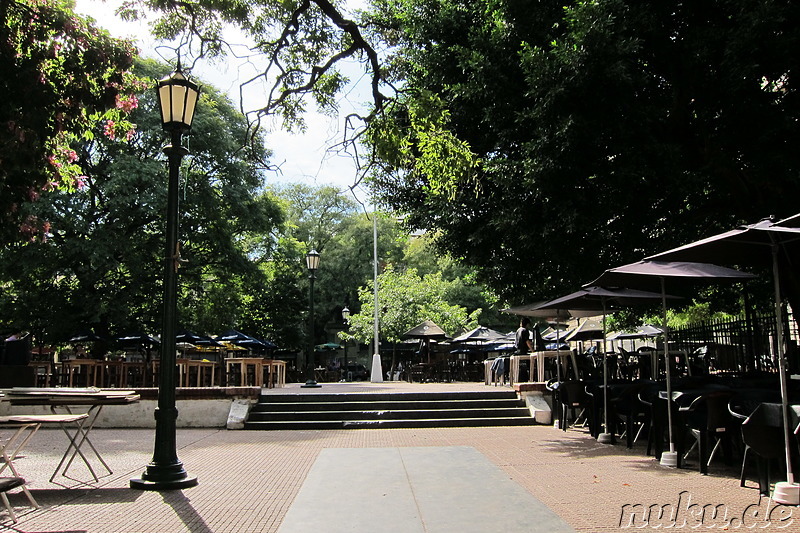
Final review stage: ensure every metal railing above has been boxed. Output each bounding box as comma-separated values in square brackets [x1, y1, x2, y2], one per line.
[668, 310, 800, 375]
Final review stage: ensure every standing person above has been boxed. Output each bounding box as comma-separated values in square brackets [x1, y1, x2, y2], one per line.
[515, 318, 534, 354]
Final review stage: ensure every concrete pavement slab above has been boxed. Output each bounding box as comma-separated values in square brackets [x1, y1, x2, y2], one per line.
[278, 446, 574, 533]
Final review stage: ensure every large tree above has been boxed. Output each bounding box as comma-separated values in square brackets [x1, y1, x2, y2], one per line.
[343, 264, 480, 364]
[0, 0, 139, 241]
[0, 58, 282, 342]
[363, 0, 800, 305]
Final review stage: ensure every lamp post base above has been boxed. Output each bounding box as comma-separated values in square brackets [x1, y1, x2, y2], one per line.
[130, 475, 198, 491]
[301, 379, 322, 388]
[130, 463, 198, 491]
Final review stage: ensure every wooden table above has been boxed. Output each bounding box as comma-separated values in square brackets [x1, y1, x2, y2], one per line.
[225, 358, 266, 387]
[509, 350, 579, 385]
[184, 360, 216, 387]
[3, 388, 140, 484]
[61, 359, 103, 387]
[28, 361, 53, 387]
[263, 360, 286, 388]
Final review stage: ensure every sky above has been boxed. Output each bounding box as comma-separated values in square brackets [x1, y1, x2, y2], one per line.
[73, 0, 372, 205]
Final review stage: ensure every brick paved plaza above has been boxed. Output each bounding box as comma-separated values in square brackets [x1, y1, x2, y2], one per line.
[1, 383, 796, 532]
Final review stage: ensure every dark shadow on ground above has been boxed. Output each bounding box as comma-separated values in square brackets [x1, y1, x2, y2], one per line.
[537, 427, 746, 481]
[160, 491, 213, 533]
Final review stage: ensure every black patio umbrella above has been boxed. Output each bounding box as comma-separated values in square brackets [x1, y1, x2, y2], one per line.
[607, 324, 663, 353]
[175, 330, 205, 344]
[607, 324, 663, 341]
[501, 303, 597, 320]
[194, 335, 223, 347]
[116, 333, 159, 345]
[402, 320, 448, 363]
[68, 330, 106, 343]
[216, 329, 263, 351]
[645, 216, 800, 501]
[402, 320, 448, 340]
[501, 300, 597, 381]
[451, 326, 509, 344]
[531, 285, 680, 443]
[217, 329, 255, 343]
[588, 260, 756, 466]
[542, 328, 571, 342]
[564, 318, 605, 342]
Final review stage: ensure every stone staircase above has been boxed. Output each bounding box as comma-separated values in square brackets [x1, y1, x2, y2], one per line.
[244, 389, 536, 429]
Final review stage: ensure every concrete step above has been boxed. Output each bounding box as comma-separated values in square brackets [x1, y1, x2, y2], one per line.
[243, 416, 537, 430]
[244, 389, 536, 430]
[257, 390, 519, 403]
[248, 407, 532, 422]
[251, 398, 525, 412]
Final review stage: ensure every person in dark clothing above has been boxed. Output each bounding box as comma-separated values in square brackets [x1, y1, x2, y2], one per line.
[515, 318, 534, 354]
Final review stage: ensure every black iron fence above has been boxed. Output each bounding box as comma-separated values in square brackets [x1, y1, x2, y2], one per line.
[669, 310, 800, 375]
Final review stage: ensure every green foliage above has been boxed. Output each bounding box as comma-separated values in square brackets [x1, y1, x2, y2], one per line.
[342, 264, 480, 345]
[0, 58, 282, 344]
[364, 0, 800, 308]
[1, 0, 141, 242]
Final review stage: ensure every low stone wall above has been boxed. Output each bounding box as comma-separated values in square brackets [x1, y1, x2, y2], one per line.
[0, 387, 261, 429]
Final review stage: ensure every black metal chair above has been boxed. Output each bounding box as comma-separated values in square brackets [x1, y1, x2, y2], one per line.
[611, 380, 655, 448]
[0, 477, 37, 523]
[638, 382, 686, 465]
[739, 402, 787, 495]
[556, 380, 592, 432]
[680, 390, 737, 474]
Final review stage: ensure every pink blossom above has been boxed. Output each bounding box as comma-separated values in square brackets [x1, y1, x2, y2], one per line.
[115, 94, 139, 113]
[74, 176, 87, 190]
[104, 120, 116, 139]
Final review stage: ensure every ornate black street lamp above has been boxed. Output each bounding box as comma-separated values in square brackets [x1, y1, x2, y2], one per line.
[341, 306, 350, 381]
[130, 66, 200, 491]
[301, 249, 322, 388]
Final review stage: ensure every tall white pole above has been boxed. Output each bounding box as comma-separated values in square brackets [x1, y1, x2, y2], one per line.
[371, 212, 383, 382]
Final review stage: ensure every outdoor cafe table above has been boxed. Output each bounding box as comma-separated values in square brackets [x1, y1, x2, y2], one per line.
[61, 359, 103, 387]
[2, 388, 139, 484]
[264, 359, 286, 388]
[183, 359, 216, 387]
[225, 357, 266, 387]
[509, 351, 580, 385]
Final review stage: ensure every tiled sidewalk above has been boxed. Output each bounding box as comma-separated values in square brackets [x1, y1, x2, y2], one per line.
[0, 384, 795, 532]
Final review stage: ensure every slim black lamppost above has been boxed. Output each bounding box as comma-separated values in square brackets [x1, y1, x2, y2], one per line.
[131, 66, 200, 491]
[301, 249, 322, 388]
[341, 306, 350, 381]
